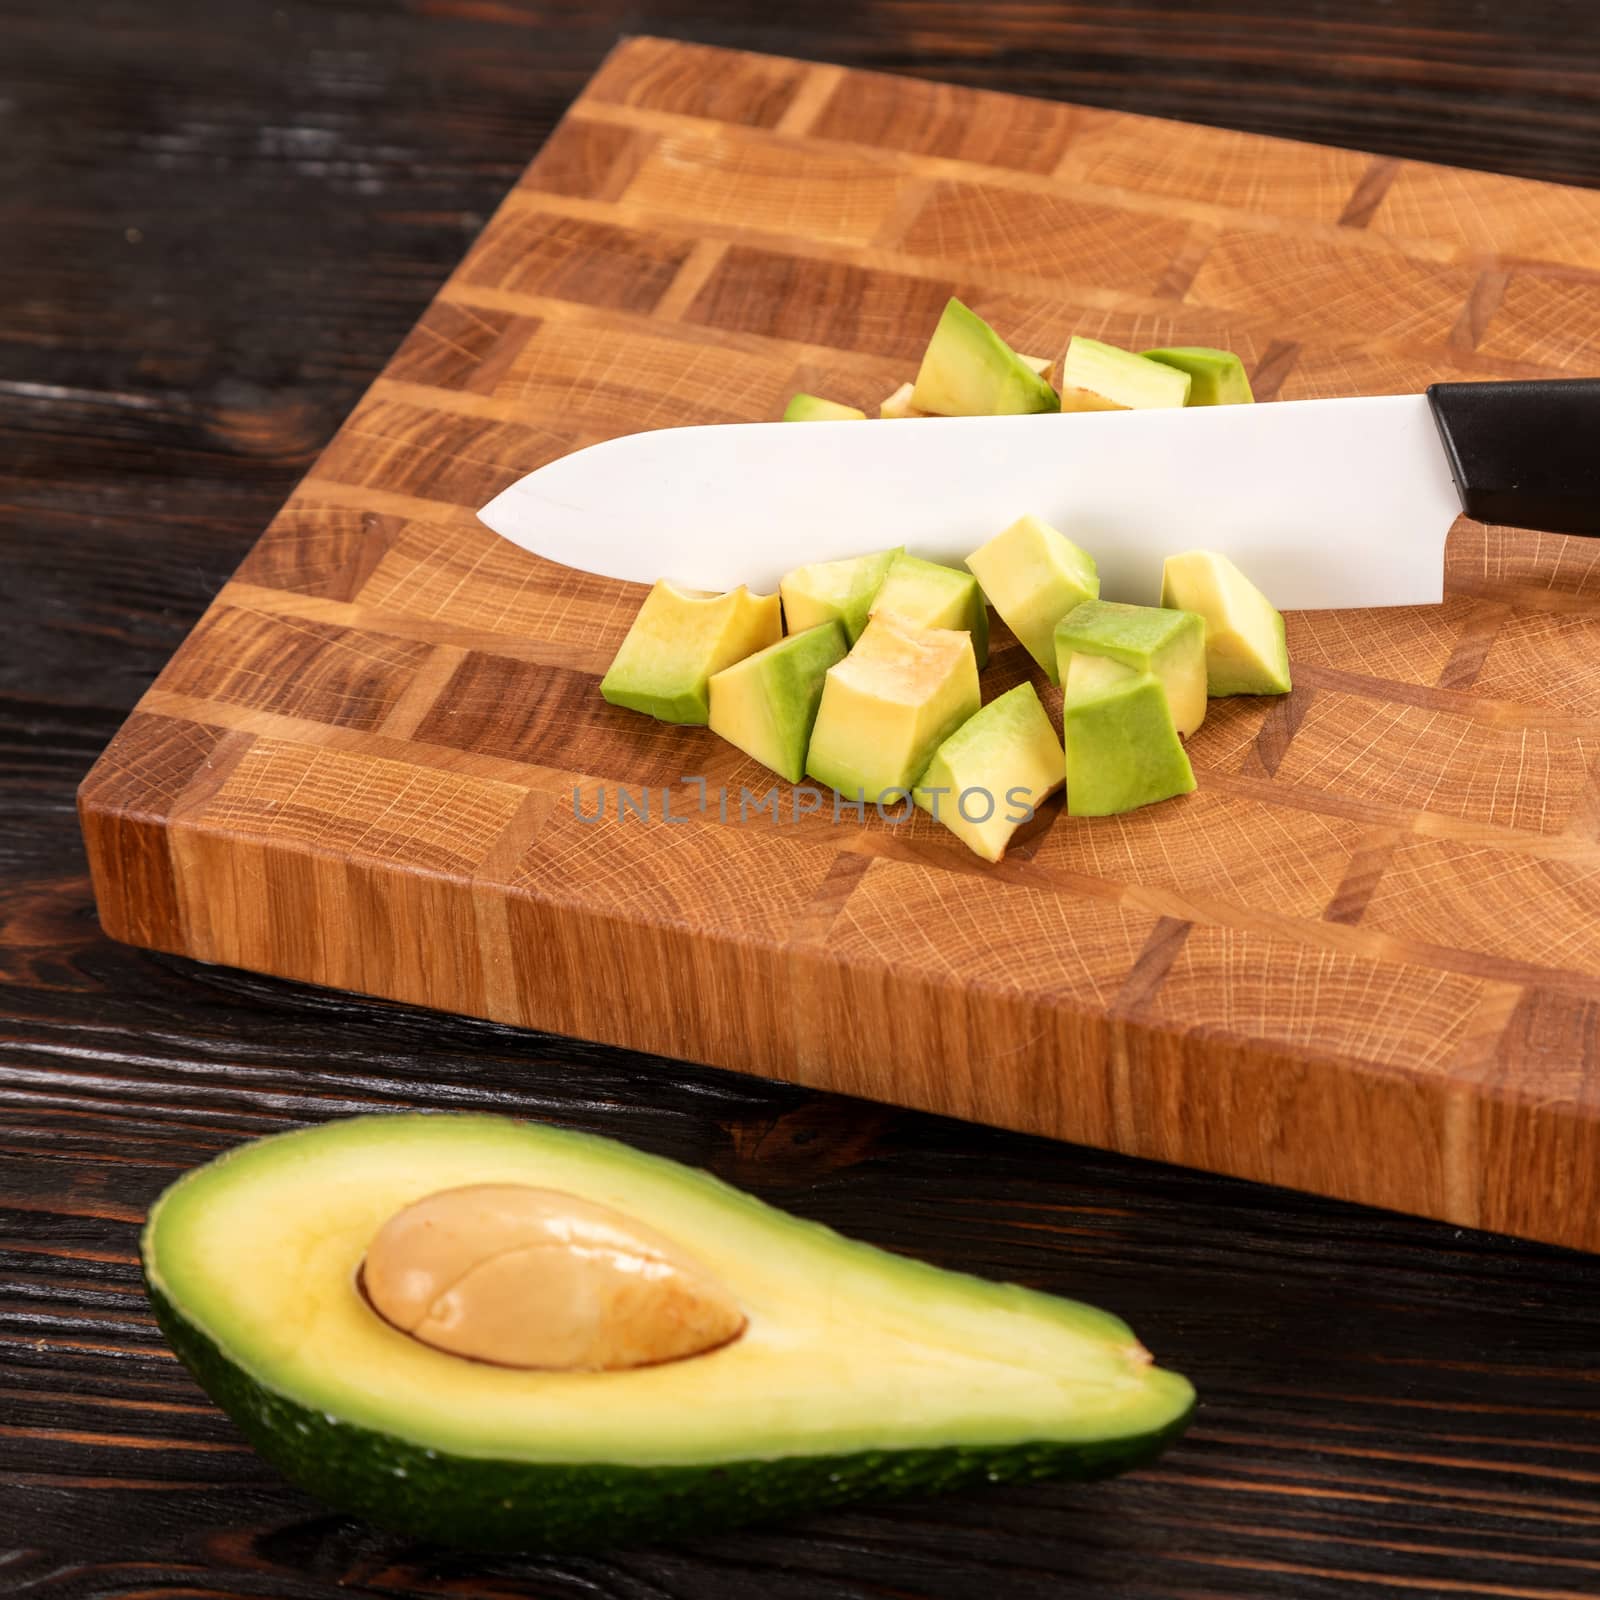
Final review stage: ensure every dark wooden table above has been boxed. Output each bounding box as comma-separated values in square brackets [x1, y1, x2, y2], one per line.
[7, 4, 1600, 1596]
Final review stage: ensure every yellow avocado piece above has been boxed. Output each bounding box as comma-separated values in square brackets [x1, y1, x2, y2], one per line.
[783, 393, 867, 422]
[1140, 347, 1254, 406]
[708, 622, 850, 784]
[911, 298, 1059, 416]
[805, 612, 981, 802]
[600, 581, 781, 725]
[870, 552, 990, 668]
[781, 548, 901, 644]
[964, 515, 1099, 682]
[1161, 550, 1292, 696]
[1057, 337, 1191, 413]
[915, 683, 1064, 862]
[879, 382, 927, 419]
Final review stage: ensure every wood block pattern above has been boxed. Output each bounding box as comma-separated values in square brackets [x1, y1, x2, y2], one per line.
[1055, 113, 1374, 222]
[78, 36, 1600, 1254]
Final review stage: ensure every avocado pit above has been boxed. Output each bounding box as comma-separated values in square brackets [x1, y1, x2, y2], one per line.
[361, 1183, 746, 1371]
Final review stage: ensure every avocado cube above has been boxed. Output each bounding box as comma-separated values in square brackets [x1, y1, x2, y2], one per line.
[915, 683, 1064, 862]
[781, 547, 900, 644]
[708, 622, 850, 784]
[1141, 347, 1254, 407]
[911, 298, 1060, 417]
[879, 381, 927, 419]
[600, 581, 782, 725]
[805, 612, 981, 802]
[1161, 550, 1291, 696]
[1062, 654, 1197, 816]
[965, 515, 1099, 682]
[1053, 599, 1207, 738]
[870, 552, 990, 668]
[1057, 336, 1191, 413]
[783, 393, 867, 422]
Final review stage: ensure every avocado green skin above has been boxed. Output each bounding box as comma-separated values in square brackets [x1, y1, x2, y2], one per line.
[149, 1279, 1193, 1553]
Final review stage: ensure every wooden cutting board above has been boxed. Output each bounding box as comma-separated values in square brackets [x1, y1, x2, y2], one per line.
[79, 36, 1600, 1253]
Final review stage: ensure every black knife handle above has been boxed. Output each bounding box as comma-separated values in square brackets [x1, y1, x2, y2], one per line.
[1427, 378, 1600, 536]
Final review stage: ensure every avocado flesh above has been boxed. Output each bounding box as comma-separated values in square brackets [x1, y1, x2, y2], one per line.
[805, 613, 981, 801]
[915, 684, 1065, 862]
[965, 515, 1099, 682]
[879, 382, 926, 419]
[1057, 337, 1191, 413]
[783, 393, 867, 422]
[781, 547, 900, 644]
[1161, 550, 1291, 696]
[911, 298, 1060, 416]
[1053, 599, 1207, 739]
[709, 622, 849, 783]
[1140, 347, 1254, 407]
[871, 551, 990, 668]
[143, 1114, 1194, 1552]
[1061, 655, 1197, 817]
[601, 582, 782, 725]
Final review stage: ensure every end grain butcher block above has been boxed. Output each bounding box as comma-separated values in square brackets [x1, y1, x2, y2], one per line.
[79, 36, 1600, 1253]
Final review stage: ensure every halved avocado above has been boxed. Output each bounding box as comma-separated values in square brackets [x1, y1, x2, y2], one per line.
[143, 1115, 1193, 1552]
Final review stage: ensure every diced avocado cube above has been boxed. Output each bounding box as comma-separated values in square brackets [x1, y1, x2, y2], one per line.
[1062, 654, 1197, 816]
[600, 581, 782, 725]
[783, 394, 867, 422]
[1161, 550, 1291, 696]
[870, 552, 990, 668]
[1053, 599, 1207, 738]
[1057, 336, 1191, 413]
[911, 298, 1060, 417]
[965, 515, 1099, 682]
[708, 621, 850, 784]
[879, 382, 927, 419]
[1141, 347, 1254, 406]
[915, 683, 1065, 862]
[781, 548, 901, 644]
[805, 613, 981, 802]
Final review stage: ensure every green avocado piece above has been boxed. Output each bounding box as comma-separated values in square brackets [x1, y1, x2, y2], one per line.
[911, 298, 1060, 417]
[1061, 655, 1197, 817]
[915, 683, 1065, 862]
[781, 547, 901, 644]
[965, 515, 1099, 682]
[1057, 337, 1191, 413]
[142, 1114, 1194, 1552]
[1140, 347, 1254, 406]
[708, 621, 850, 783]
[783, 393, 867, 422]
[600, 581, 781, 725]
[1053, 599, 1207, 739]
[871, 551, 990, 668]
[805, 612, 981, 801]
[1161, 550, 1291, 696]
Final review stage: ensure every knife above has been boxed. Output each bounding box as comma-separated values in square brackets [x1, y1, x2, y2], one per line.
[478, 379, 1600, 611]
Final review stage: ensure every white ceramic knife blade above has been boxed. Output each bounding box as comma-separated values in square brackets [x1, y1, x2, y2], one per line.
[477, 394, 1463, 610]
